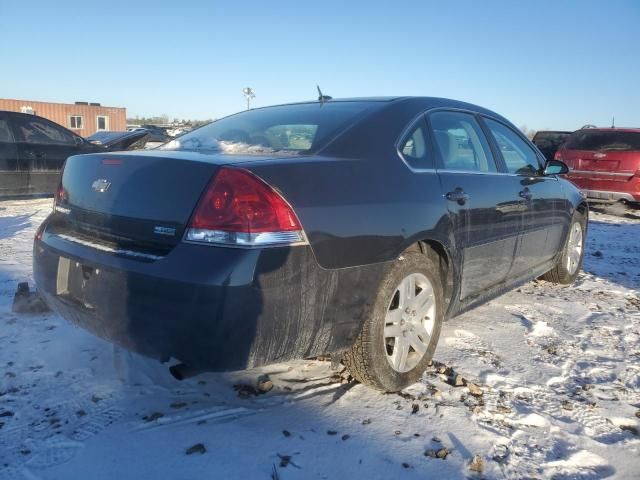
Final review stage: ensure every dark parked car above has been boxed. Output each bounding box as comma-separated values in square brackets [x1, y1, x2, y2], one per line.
[0, 111, 103, 196]
[138, 125, 171, 143]
[556, 128, 640, 205]
[33, 97, 587, 392]
[0, 111, 148, 197]
[532, 130, 572, 162]
[86, 130, 150, 151]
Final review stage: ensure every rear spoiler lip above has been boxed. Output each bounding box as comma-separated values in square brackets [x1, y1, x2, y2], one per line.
[69, 150, 295, 168]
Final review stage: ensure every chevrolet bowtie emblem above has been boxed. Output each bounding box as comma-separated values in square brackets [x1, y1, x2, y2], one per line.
[91, 179, 111, 193]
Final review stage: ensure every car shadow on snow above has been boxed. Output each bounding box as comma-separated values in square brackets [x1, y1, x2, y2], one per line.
[581, 219, 640, 291]
[0, 339, 476, 480]
[0, 213, 37, 240]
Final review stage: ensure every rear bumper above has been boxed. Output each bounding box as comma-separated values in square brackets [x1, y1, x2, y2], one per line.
[34, 221, 387, 370]
[581, 189, 640, 203]
[566, 173, 640, 203]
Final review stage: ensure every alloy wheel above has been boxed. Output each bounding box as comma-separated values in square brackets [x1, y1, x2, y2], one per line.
[566, 221, 583, 275]
[384, 272, 436, 373]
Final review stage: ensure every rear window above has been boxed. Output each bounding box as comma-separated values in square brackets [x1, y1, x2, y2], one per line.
[533, 131, 571, 145]
[161, 102, 375, 155]
[565, 130, 640, 152]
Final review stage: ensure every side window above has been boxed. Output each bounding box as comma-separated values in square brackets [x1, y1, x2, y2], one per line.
[15, 118, 74, 145]
[398, 117, 432, 169]
[0, 119, 15, 143]
[430, 111, 496, 172]
[484, 118, 542, 175]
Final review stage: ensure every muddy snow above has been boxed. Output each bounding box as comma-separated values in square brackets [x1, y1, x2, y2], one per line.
[1, 198, 639, 479]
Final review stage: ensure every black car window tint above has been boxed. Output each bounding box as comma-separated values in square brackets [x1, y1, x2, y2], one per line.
[0, 119, 14, 142]
[430, 111, 496, 172]
[17, 118, 74, 145]
[161, 102, 376, 155]
[398, 117, 432, 169]
[485, 119, 541, 175]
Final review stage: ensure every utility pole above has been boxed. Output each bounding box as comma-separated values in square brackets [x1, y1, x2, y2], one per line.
[242, 87, 255, 110]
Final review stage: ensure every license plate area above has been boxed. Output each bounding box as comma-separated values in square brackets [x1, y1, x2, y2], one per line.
[56, 257, 99, 310]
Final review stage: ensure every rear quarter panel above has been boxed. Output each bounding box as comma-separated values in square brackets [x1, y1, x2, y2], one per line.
[242, 154, 452, 270]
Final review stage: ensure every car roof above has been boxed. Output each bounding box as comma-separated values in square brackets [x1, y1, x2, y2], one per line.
[250, 96, 509, 122]
[269, 96, 485, 107]
[535, 130, 572, 134]
[1, 109, 47, 120]
[577, 127, 640, 133]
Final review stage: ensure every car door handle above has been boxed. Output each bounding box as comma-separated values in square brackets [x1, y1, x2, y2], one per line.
[519, 188, 533, 200]
[445, 188, 470, 205]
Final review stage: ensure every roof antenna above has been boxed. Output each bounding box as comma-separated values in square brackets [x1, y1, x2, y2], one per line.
[611, 116, 615, 128]
[317, 85, 332, 103]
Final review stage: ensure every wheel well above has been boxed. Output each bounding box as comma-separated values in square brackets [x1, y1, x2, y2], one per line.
[576, 201, 589, 217]
[413, 240, 455, 314]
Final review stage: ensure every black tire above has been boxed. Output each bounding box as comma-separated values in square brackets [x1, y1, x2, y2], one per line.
[343, 250, 444, 392]
[542, 210, 587, 284]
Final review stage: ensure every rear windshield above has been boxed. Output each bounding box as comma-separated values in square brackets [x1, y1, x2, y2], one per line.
[160, 102, 375, 155]
[533, 132, 571, 144]
[565, 130, 640, 152]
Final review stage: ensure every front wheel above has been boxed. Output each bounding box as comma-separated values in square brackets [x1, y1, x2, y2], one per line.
[542, 211, 586, 284]
[343, 250, 444, 392]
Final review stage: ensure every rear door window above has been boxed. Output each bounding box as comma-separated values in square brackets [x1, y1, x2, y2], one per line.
[430, 111, 496, 172]
[14, 117, 75, 145]
[484, 118, 542, 175]
[0, 116, 18, 171]
[0, 119, 15, 143]
[398, 117, 432, 169]
[565, 130, 640, 151]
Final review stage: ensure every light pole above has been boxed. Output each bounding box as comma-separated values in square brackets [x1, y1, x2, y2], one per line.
[242, 87, 255, 110]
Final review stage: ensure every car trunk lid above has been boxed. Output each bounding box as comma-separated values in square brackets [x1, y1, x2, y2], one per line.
[49, 151, 278, 258]
[563, 149, 639, 181]
[561, 130, 640, 182]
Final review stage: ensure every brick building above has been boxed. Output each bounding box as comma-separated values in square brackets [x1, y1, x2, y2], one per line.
[0, 98, 127, 137]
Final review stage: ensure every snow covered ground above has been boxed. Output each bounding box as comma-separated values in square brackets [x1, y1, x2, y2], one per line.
[1, 198, 639, 480]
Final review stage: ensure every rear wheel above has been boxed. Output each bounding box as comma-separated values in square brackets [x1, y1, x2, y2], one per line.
[542, 211, 586, 284]
[343, 250, 443, 392]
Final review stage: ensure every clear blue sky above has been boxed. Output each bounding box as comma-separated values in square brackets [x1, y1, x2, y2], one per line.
[1, 0, 638, 130]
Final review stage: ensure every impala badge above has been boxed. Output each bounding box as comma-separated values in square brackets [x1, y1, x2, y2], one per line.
[153, 226, 176, 236]
[91, 179, 111, 193]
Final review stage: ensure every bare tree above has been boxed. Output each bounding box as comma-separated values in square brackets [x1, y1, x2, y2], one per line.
[519, 125, 536, 140]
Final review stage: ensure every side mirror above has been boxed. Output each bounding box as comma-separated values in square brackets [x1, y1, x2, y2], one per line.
[544, 159, 569, 175]
[74, 136, 85, 146]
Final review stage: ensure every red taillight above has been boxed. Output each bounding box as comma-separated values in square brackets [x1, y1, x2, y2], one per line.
[56, 183, 67, 204]
[52, 178, 69, 214]
[35, 222, 45, 241]
[185, 167, 306, 247]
